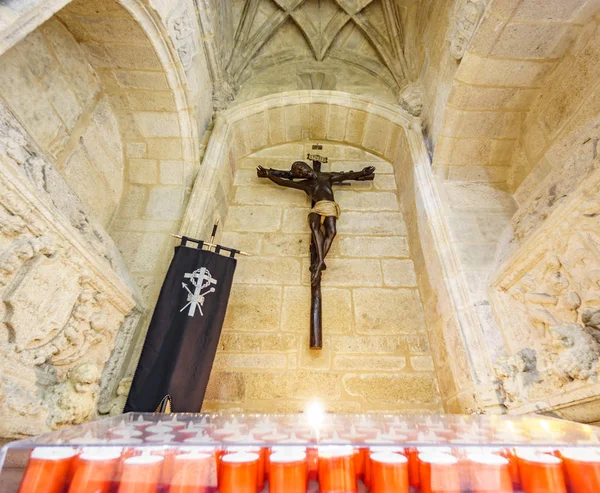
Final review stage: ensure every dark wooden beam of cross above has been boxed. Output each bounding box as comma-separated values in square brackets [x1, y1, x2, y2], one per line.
[256, 148, 375, 350]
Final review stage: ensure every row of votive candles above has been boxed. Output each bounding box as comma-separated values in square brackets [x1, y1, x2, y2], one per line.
[17, 444, 600, 493]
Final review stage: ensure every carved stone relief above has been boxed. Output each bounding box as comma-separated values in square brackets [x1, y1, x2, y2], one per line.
[168, 0, 200, 73]
[398, 82, 424, 117]
[0, 99, 136, 293]
[0, 104, 138, 437]
[448, 0, 485, 60]
[491, 170, 600, 417]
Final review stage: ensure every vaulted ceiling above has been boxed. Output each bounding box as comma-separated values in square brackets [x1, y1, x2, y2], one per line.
[223, 0, 418, 103]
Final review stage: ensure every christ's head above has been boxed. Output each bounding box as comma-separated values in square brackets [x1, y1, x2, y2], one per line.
[291, 161, 316, 179]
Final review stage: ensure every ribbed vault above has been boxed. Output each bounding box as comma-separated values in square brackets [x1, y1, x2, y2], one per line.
[225, 0, 416, 102]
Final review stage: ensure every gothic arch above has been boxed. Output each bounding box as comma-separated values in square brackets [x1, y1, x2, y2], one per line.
[179, 91, 496, 413]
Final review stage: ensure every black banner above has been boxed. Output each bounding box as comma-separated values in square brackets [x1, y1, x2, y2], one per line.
[125, 239, 237, 412]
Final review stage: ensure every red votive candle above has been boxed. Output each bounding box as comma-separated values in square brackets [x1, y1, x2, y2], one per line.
[219, 452, 259, 493]
[18, 447, 77, 493]
[179, 446, 218, 493]
[169, 452, 213, 493]
[560, 448, 600, 493]
[365, 445, 403, 488]
[353, 448, 367, 479]
[497, 449, 520, 490]
[318, 446, 357, 493]
[405, 447, 421, 490]
[269, 450, 307, 493]
[225, 445, 264, 491]
[517, 450, 566, 493]
[418, 452, 461, 493]
[117, 455, 164, 493]
[306, 446, 319, 481]
[370, 451, 409, 493]
[469, 454, 513, 493]
[149, 446, 179, 488]
[68, 448, 122, 493]
[114, 447, 140, 482]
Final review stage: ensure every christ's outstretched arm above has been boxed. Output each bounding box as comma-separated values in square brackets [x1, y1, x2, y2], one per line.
[330, 166, 375, 183]
[257, 165, 306, 190]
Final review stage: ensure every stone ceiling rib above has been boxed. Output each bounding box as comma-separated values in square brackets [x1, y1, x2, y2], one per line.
[225, 0, 408, 97]
[228, 8, 289, 80]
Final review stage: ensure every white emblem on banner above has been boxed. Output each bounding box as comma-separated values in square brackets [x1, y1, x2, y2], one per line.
[180, 267, 217, 317]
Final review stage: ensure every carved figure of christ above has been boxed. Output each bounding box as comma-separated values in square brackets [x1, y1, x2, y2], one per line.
[257, 160, 375, 349]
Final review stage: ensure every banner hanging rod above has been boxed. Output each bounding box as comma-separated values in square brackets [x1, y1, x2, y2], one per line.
[170, 234, 253, 257]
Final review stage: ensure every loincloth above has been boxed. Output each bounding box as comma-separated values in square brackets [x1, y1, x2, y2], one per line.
[310, 200, 340, 224]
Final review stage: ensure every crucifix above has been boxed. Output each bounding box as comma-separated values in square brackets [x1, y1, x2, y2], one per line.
[257, 150, 375, 349]
[180, 267, 217, 317]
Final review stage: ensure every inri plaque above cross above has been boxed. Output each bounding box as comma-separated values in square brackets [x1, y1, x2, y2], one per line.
[257, 151, 375, 349]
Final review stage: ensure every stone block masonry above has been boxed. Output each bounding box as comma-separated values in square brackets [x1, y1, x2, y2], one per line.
[203, 142, 442, 414]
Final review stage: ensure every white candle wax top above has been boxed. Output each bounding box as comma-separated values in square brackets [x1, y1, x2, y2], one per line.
[124, 455, 164, 465]
[370, 452, 408, 465]
[516, 450, 561, 464]
[179, 446, 216, 454]
[381, 433, 408, 442]
[111, 429, 143, 437]
[108, 438, 143, 444]
[144, 433, 175, 442]
[183, 434, 214, 444]
[174, 452, 212, 462]
[278, 433, 309, 444]
[418, 446, 452, 455]
[370, 445, 405, 454]
[250, 426, 276, 435]
[418, 452, 458, 465]
[318, 445, 354, 458]
[329, 431, 351, 444]
[271, 445, 307, 455]
[365, 432, 395, 445]
[31, 447, 78, 460]
[226, 445, 261, 454]
[145, 425, 172, 434]
[467, 454, 509, 466]
[561, 448, 600, 462]
[222, 452, 259, 464]
[262, 432, 289, 441]
[80, 448, 123, 461]
[158, 417, 186, 429]
[341, 426, 366, 440]
[270, 451, 306, 463]
[69, 432, 106, 444]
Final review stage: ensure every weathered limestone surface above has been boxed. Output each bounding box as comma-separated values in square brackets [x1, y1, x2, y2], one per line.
[0, 0, 207, 436]
[430, 0, 598, 187]
[3, 0, 600, 430]
[491, 164, 600, 422]
[0, 103, 137, 437]
[202, 140, 441, 414]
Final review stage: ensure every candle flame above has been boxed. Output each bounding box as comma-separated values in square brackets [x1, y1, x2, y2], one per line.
[305, 400, 325, 435]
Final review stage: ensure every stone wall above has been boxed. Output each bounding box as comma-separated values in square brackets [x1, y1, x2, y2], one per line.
[412, 0, 460, 144]
[432, 0, 598, 187]
[180, 91, 501, 413]
[0, 98, 137, 438]
[202, 142, 440, 413]
[509, 13, 600, 216]
[0, 17, 123, 228]
[491, 163, 600, 423]
[0, 0, 205, 435]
